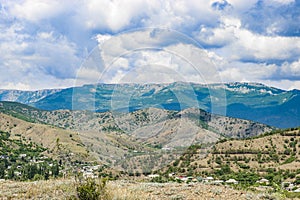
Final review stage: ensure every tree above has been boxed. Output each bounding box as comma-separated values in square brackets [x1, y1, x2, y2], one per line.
[0, 162, 5, 179]
[7, 166, 15, 180]
[51, 163, 59, 177]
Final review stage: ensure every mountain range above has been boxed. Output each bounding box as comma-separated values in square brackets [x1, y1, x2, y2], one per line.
[0, 101, 271, 172]
[0, 82, 299, 128]
[1, 100, 299, 181]
[0, 82, 299, 190]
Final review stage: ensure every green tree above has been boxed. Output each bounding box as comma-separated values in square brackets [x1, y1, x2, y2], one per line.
[0, 161, 5, 179]
[51, 163, 59, 177]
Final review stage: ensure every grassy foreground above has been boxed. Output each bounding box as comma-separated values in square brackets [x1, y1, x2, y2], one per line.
[0, 178, 290, 200]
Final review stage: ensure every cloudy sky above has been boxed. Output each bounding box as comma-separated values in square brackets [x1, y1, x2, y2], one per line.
[0, 0, 299, 90]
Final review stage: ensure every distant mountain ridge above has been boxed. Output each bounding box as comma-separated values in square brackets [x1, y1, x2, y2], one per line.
[0, 82, 299, 128]
[0, 88, 61, 104]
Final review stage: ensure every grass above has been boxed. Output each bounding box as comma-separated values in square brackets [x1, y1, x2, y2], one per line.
[0, 178, 289, 200]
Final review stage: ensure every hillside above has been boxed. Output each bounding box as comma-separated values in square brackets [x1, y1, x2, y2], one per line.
[0, 113, 92, 162]
[0, 82, 298, 128]
[0, 101, 272, 174]
[162, 128, 300, 186]
[0, 130, 61, 181]
[0, 101, 272, 139]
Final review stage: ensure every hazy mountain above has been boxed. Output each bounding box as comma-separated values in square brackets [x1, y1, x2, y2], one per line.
[0, 89, 61, 104]
[0, 82, 299, 128]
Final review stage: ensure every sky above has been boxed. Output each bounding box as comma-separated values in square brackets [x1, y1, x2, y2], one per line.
[0, 0, 299, 90]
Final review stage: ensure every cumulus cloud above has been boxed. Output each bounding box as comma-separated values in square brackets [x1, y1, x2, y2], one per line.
[0, 20, 81, 90]
[85, 29, 223, 85]
[197, 17, 300, 62]
[280, 59, 300, 79]
[8, 0, 67, 22]
[0, 0, 299, 90]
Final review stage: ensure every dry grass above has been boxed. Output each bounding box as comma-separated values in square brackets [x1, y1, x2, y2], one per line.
[0, 179, 286, 200]
[0, 179, 76, 199]
[0, 113, 93, 161]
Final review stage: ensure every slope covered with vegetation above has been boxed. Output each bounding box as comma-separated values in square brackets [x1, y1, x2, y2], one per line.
[160, 127, 300, 190]
[0, 130, 59, 181]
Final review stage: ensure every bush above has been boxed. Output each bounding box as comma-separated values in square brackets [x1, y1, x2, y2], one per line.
[33, 174, 44, 181]
[76, 178, 108, 200]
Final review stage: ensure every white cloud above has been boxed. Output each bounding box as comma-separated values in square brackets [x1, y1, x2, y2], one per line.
[197, 17, 300, 61]
[0, 0, 299, 90]
[77, 0, 151, 31]
[85, 29, 224, 85]
[219, 62, 278, 82]
[262, 80, 300, 90]
[280, 59, 300, 77]
[0, 20, 81, 90]
[8, 0, 68, 22]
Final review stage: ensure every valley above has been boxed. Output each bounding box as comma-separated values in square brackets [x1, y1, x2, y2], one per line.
[0, 83, 299, 199]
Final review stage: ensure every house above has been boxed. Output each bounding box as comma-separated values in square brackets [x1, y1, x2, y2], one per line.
[204, 176, 214, 182]
[83, 171, 96, 179]
[212, 180, 224, 185]
[14, 171, 22, 176]
[148, 174, 160, 178]
[257, 178, 270, 185]
[0, 155, 9, 159]
[19, 154, 27, 158]
[225, 179, 238, 184]
[286, 183, 295, 191]
[293, 188, 300, 193]
[92, 165, 101, 170]
[175, 176, 188, 182]
[162, 147, 173, 151]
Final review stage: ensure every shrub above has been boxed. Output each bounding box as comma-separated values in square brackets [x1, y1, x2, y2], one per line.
[76, 178, 108, 200]
[33, 174, 44, 181]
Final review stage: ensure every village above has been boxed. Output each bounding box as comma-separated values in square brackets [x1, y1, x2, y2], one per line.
[75, 161, 300, 194]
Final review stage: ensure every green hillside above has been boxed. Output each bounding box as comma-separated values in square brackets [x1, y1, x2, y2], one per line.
[160, 127, 300, 190]
[0, 130, 59, 181]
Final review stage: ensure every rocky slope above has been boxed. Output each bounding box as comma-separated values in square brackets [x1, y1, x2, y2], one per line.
[0, 101, 272, 173]
[0, 113, 92, 162]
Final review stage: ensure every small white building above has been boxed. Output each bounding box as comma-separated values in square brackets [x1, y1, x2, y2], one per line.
[148, 174, 160, 178]
[19, 154, 27, 158]
[92, 165, 101, 170]
[204, 176, 214, 182]
[226, 179, 238, 184]
[286, 183, 295, 191]
[212, 180, 224, 184]
[257, 178, 270, 185]
[83, 172, 96, 179]
[293, 188, 300, 193]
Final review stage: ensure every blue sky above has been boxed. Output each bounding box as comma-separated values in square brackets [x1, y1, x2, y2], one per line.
[0, 0, 299, 90]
